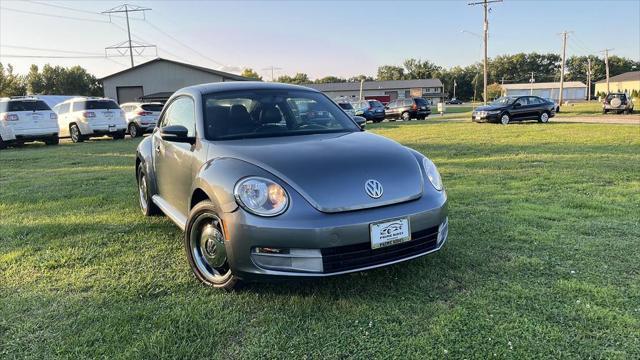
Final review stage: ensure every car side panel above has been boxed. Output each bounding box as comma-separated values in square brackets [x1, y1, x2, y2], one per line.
[136, 135, 158, 196]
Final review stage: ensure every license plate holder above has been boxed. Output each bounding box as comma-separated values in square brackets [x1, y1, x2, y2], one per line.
[370, 218, 411, 249]
[108, 125, 117, 132]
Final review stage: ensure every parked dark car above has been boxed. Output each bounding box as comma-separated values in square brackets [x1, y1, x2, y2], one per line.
[384, 98, 431, 121]
[446, 98, 463, 105]
[472, 96, 556, 125]
[352, 99, 385, 122]
[544, 98, 561, 113]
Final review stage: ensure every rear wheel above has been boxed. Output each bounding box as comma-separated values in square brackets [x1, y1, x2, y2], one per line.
[128, 123, 142, 138]
[500, 113, 510, 125]
[185, 201, 239, 290]
[44, 136, 59, 145]
[70, 124, 84, 143]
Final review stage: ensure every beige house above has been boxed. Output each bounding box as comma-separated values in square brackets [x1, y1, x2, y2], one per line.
[595, 71, 640, 96]
[100, 58, 249, 104]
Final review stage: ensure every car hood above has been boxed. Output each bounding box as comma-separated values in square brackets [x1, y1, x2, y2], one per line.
[213, 131, 424, 213]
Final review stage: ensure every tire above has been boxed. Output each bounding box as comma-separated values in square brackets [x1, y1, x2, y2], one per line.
[401, 112, 411, 121]
[500, 113, 510, 125]
[70, 124, 84, 143]
[185, 201, 239, 290]
[137, 163, 161, 216]
[44, 136, 59, 146]
[538, 111, 550, 123]
[112, 130, 125, 140]
[0, 137, 6, 150]
[129, 123, 142, 138]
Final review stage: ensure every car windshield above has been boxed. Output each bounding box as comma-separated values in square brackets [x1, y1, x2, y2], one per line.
[338, 102, 353, 110]
[606, 94, 626, 100]
[490, 97, 517, 106]
[6, 100, 51, 112]
[203, 90, 360, 140]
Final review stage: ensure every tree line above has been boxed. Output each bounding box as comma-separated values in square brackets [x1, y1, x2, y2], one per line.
[0, 63, 102, 97]
[244, 53, 638, 101]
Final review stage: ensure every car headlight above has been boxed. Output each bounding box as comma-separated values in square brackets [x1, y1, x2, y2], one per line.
[422, 158, 443, 191]
[487, 110, 501, 114]
[234, 177, 289, 216]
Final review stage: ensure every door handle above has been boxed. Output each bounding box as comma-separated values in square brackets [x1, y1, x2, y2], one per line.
[155, 145, 161, 153]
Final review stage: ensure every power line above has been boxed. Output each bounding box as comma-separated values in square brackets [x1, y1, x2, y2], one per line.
[0, 54, 131, 59]
[0, 6, 111, 23]
[103, 4, 154, 67]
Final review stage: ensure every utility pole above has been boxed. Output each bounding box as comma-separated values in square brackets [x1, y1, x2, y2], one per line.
[103, 4, 154, 68]
[359, 79, 364, 100]
[600, 49, 614, 94]
[468, 0, 502, 105]
[529, 72, 535, 95]
[558, 31, 571, 105]
[453, 79, 457, 98]
[587, 57, 592, 101]
[262, 66, 282, 81]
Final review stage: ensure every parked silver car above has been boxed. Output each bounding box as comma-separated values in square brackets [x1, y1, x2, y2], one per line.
[136, 82, 448, 290]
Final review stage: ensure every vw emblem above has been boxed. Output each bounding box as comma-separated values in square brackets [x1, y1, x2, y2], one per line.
[365, 179, 383, 199]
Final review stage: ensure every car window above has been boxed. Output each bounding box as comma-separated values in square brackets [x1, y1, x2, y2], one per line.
[57, 103, 70, 114]
[6, 100, 51, 112]
[203, 89, 359, 140]
[414, 98, 428, 106]
[515, 97, 528, 106]
[162, 96, 196, 137]
[141, 104, 163, 112]
[404, 99, 413, 106]
[388, 101, 396, 108]
[528, 97, 541, 105]
[368, 100, 383, 108]
[338, 102, 353, 110]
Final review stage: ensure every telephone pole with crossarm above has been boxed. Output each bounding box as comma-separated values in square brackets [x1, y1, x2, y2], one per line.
[468, 0, 502, 105]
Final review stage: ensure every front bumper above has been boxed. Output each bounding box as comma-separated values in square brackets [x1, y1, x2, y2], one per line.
[221, 190, 448, 280]
[471, 112, 500, 122]
[364, 112, 385, 120]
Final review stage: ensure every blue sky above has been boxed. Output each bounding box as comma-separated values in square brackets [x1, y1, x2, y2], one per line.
[1, 0, 639, 79]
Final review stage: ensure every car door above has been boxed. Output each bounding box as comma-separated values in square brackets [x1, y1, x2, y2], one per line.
[385, 101, 397, 118]
[527, 97, 544, 118]
[153, 96, 198, 216]
[511, 97, 529, 120]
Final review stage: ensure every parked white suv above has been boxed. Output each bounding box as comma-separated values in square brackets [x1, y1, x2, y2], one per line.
[0, 96, 59, 149]
[54, 97, 127, 143]
[120, 102, 163, 137]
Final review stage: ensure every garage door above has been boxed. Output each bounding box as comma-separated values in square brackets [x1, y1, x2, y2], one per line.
[116, 86, 144, 104]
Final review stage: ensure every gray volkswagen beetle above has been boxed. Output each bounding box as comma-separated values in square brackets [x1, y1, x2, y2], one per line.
[136, 82, 448, 290]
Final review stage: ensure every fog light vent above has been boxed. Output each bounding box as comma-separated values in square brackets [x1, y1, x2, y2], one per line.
[437, 217, 449, 245]
[251, 248, 323, 273]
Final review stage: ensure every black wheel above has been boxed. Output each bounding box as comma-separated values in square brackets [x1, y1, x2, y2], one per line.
[538, 111, 550, 123]
[44, 136, 59, 146]
[185, 201, 239, 290]
[0, 137, 6, 150]
[137, 163, 161, 216]
[128, 123, 142, 138]
[70, 124, 84, 143]
[401, 112, 411, 121]
[112, 130, 125, 140]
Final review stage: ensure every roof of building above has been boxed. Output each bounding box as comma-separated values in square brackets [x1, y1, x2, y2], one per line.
[501, 81, 587, 90]
[595, 71, 640, 84]
[100, 58, 250, 81]
[305, 79, 443, 92]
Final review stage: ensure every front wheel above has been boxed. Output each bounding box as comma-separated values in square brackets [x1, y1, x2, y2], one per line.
[500, 113, 510, 125]
[185, 201, 239, 290]
[401, 112, 411, 121]
[70, 124, 84, 143]
[538, 111, 550, 123]
[137, 163, 161, 216]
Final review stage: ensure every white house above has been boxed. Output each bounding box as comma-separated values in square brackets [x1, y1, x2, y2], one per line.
[501, 81, 587, 101]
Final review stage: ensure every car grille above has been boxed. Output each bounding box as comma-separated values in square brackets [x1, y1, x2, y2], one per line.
[321, 226, 439, 273]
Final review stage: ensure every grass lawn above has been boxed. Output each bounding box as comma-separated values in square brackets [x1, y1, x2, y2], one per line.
[555, 102, 606, 117]
[1, 122, 639, 359]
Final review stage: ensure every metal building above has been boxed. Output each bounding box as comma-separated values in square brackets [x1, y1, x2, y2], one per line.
[100, 58, 249, 104]
[305, 79, 445, 104]
[501, 81, 587, 101]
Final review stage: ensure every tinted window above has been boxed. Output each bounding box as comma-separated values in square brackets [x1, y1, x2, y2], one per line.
[388, 101, 397, 108]
[338, 103, 353, 110]
[606, 93, 626, 100]
[414, 98, 428, 106]
[203, 90, 359, 140]
[527, 97, 541, 105]
[141, 104, 163, 112]
[73, 100, 120, 111]
[7, 100, 51, 111]
[162, 97, 196, 137]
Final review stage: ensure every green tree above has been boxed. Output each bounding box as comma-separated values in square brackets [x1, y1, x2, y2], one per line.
[347, 74, 374, 82]
[486, 83, 502, 101]
[240, 68, 262, 81]
[276, 73, 310, 85]
[0, 63, 26, 97]
[25, 64, 45, 94]
[314, 76, 346, 84]
[376, 65, 405, 81]
[403, 58, 442, 80]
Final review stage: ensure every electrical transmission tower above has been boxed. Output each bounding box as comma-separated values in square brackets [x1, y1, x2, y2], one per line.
[103, 4, 156, 67]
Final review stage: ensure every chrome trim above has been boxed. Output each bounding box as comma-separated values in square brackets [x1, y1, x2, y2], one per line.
[233, 176, 290, 217]
[365, 179, 383, 199]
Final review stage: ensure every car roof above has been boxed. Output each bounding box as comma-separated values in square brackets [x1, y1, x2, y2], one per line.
[59, 97, 114, 104]
[178, 81, 321, 96]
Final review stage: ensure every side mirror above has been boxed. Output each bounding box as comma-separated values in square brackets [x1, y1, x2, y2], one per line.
[353, 116, 366, 129]
[160, 125, 194, 144]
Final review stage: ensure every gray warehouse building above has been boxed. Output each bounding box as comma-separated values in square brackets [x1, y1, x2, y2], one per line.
[100, 58, 249, 104]
[501, 81, 587, 101]
[305, 79, 445, 104]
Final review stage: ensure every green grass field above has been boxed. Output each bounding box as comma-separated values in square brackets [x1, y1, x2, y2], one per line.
[1, 122, 639, 359]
